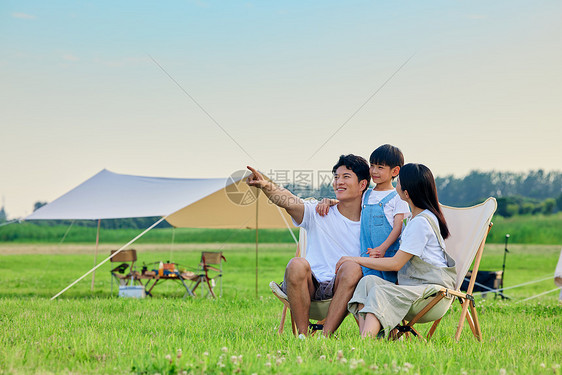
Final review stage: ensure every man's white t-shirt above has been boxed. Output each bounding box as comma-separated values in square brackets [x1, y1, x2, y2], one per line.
[366, 188, 410, 227]
[293, 200, 361, 283]
[399, 210, 447, 267]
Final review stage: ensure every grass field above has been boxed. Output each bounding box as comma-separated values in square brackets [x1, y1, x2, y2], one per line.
[2, 212, 562, 245]
[0, 242, 561, 374]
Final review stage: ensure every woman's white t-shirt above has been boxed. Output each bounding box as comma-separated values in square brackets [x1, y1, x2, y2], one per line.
[399, 210, 447, 267]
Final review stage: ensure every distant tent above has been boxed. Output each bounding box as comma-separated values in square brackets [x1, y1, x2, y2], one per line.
[26, 169, 292, 229]
[24, 169, 295, 299]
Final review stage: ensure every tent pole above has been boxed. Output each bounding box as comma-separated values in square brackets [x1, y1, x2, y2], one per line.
[91, 219, 101, 291]
[255, 197, 259, 299]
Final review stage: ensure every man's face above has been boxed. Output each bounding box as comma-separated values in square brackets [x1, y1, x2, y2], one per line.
[332, 165, 365, 201]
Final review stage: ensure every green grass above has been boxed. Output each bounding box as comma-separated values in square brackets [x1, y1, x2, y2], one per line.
[3, 212, 562, 245]
[487, 212, 562, 244]
[0, 222, 298, 244]
[0, 243, 561, 374]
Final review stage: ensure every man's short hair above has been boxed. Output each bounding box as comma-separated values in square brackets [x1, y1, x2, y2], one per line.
[369, 144, 404, 168]
[332, 154, 370, 192]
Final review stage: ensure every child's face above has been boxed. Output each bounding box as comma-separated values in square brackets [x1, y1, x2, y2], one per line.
[369, 163, 399, 185]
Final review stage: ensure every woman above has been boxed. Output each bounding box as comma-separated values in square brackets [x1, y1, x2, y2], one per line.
[335, 163, 457, 338]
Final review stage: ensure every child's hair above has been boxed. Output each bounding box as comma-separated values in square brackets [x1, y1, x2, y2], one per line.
[332, 154, 370, 192]
[399, 163, 449, 239]
[369, 144, 404, 168]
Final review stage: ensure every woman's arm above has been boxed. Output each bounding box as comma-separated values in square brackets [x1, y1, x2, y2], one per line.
[336, 250, 413, 273]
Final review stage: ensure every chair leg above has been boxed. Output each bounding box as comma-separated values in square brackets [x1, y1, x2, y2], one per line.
[205, 279, 216, 298]
[278, 306, 288, 334]
[426, 318, 442, 341]
[468, 302, 482, 341]
[290, 310, 297, 336]
[455, 299, 471, 341]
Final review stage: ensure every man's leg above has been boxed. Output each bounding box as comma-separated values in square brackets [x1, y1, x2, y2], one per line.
[284, 257, 315, 335]
[322, 260, 362, 336]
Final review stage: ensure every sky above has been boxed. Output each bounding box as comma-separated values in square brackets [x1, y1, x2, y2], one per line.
[1, 1, 561, 219]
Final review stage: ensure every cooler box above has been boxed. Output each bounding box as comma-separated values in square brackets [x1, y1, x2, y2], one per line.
[118, 285, 146, 298]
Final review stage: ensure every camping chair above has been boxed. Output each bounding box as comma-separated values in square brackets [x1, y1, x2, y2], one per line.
[270, 227, 335, 336]
[187, 251, 226, 298]
[392, 197, 497, 342]
[110, 249, 138, 294]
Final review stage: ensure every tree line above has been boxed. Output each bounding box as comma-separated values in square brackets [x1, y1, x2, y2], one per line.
[288, 169, 562, 218]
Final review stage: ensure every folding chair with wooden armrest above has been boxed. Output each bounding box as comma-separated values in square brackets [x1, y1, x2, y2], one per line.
[392, 197, 497, 342]
[188, 251, 226, 298]
[110, 249, 139, 294]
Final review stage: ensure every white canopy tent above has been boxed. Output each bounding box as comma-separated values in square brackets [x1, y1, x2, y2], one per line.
[24, 169, 296, 299]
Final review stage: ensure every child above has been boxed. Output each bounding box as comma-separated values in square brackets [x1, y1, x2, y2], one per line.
[317, 144, 409, 283]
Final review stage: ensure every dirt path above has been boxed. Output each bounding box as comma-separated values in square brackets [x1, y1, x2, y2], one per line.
[0, 242, 294, 255]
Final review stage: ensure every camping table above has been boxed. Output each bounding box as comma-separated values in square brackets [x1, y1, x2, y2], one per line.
[135, 272, 196, 297]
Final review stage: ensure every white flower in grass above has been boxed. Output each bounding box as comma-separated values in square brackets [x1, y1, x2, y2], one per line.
[221, 347, 228, 353]
[165, 354, 172, 363]
[499, 369, 506, 375]
[256, 354, 261, 359]
[540, 363, 546, 368]
[238, 355, 243, 364]
[337, 350, 344, 360]
[404, 363, 413, 369]
[265, 362, 272, 368]
[296, 356, 303, 364]
[203, 352, 209, 357]
[349, 359, 358, 369]
[369, 365, 379, 371]
[176, 349, 182, 359]
[276, 358, 283, 366]
[340, 358, 348, 364]
[230, 356, 238, 364]
[319, 355, 326, 361]
[460, 368, 467, 375]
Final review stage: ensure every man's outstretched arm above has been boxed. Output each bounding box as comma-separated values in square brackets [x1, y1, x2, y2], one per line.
[246, 166, 305, 225]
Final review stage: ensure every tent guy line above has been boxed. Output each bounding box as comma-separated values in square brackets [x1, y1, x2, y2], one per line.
[148, 54, 256, 162]
[51, 216, 168, 300]
[307, 53, 416, 161]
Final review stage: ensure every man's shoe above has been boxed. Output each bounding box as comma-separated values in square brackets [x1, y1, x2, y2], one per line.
[269, 281, 288, 301]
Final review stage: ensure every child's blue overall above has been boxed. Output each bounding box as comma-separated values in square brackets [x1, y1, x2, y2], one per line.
[360, 189, 400, 283]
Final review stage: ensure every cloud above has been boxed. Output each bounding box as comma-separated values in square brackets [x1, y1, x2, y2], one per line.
[12, 12, 36, 20]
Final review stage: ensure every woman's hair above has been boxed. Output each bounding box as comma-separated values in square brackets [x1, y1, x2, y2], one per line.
[399, 163, 449, 239]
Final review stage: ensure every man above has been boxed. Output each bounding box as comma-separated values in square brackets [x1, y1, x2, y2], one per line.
[246, 154, 370, 336]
